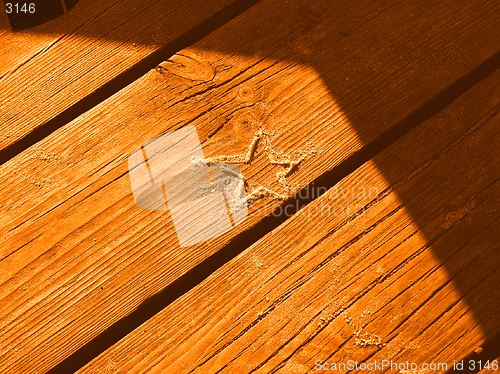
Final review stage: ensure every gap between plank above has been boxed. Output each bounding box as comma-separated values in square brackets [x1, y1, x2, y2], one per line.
[0, 0, 262, 166]
[46, 48, 500, 374]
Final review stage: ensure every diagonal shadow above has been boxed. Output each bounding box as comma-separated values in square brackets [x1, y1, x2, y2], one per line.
[1, 0, 500, 372]
[0, 0, 263, 163]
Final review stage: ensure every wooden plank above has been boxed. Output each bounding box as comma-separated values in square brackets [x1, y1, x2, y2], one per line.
[1, 0, 500, 372]
[0, 0, 237, 152]
[75, 63, 500, 374]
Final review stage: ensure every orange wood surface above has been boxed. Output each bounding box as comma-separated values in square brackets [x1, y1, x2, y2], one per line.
[77, 65, 500, 374]
[1, 0, 499, 372]
[0, 0, 236, 151]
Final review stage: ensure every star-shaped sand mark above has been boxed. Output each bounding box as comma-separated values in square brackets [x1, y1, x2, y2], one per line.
[192, 129, 319, 204]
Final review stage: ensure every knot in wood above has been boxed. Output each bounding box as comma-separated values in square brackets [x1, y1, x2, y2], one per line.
[237, 85, 255, 102]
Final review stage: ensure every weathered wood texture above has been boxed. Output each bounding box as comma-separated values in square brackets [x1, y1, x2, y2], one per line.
[0, 0, 235, 151]
[77, 66, 500, 374]
[1, 0, 500, 372]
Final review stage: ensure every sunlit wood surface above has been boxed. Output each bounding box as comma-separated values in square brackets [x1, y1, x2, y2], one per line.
[1, 0, 499, 373]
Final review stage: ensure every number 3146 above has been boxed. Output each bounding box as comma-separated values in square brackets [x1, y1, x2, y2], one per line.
[6, 3, 36, 13]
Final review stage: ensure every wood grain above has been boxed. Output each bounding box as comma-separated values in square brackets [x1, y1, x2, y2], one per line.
[76, 64, 500, 374]
[0, 0, 236, 151]
[1, 0, 500, 372]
